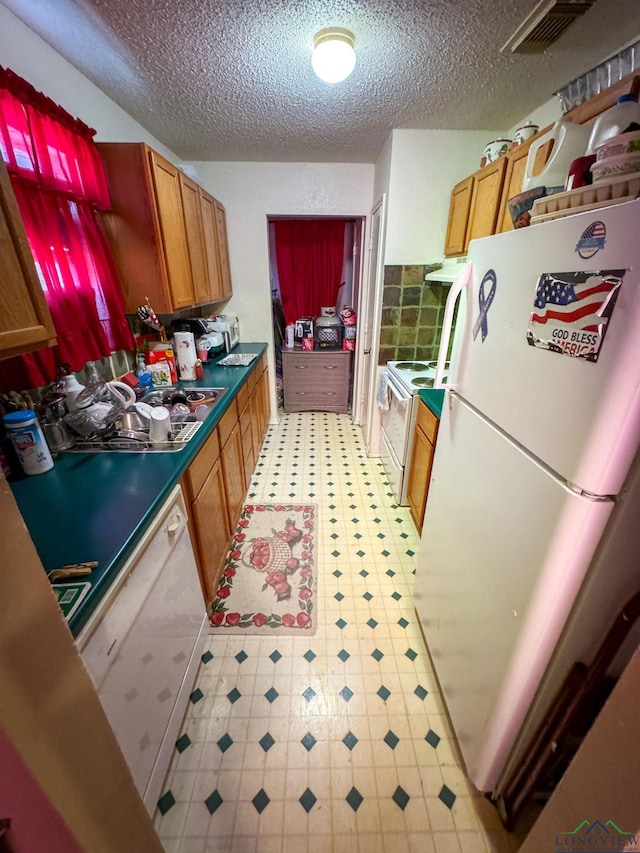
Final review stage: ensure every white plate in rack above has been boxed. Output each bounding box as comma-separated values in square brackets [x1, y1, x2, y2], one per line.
[217, 352, 259, 366]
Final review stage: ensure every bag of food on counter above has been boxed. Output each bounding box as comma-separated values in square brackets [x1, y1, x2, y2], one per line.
[148, 360, 172, 387]
[147, 344, 177, 384]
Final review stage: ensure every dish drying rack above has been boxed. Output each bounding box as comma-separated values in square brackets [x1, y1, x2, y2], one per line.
[66, 420, 204, 453]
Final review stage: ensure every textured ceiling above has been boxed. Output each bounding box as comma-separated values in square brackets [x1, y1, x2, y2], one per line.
[3, 0, 640, 163]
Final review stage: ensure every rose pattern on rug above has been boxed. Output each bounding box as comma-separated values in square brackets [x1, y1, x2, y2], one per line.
[209, 504, 316, 632]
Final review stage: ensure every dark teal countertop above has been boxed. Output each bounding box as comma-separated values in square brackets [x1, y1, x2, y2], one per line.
[11, 343, 267, 637]
[418, 388, 445, 419]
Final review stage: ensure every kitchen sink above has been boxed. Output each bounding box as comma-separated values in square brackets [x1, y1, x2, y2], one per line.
[65, 386, 227, 453]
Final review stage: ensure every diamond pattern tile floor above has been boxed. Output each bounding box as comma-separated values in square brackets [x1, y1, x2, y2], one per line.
[153, 411, 521, 852]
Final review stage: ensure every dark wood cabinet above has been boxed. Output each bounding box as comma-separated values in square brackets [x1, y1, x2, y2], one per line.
[282, 349, 351, 413]
[0, 159, 56, 359]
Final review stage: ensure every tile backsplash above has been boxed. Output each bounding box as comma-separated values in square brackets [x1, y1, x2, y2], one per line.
[378, 265, 449, 365]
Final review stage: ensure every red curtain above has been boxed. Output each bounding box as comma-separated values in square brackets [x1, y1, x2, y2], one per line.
[274, 219, 346, 325]
[0, 67, 132, 390]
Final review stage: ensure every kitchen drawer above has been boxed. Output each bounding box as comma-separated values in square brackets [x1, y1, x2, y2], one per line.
[184, 427, 220, 500]
[284, 352, 348, 374]
[416, 399, 439, 444]
[285, 369, 347, 392]
[284, 388, 348, 412]
[235, 381, 249, 412]
[217, 398, 238, 448]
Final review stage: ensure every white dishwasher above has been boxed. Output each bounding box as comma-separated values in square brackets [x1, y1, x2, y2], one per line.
[77, 483, 207, 815]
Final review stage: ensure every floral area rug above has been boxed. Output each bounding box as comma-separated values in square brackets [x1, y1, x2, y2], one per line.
[208, 504, 317, 634]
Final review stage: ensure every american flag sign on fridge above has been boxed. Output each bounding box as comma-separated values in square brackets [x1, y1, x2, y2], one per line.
[526, 268, 626, 362]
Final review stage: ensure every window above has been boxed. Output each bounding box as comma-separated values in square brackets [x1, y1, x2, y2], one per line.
[0, 66, 132, 390]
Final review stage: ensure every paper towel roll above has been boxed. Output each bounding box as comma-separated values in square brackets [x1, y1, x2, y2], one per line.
[174, 331, 197, 381]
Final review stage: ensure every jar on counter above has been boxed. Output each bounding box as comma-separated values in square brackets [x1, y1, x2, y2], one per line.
[3, 410, 54, 475]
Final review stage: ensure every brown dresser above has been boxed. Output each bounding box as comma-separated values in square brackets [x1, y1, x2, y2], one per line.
[282, 349, 351, 413]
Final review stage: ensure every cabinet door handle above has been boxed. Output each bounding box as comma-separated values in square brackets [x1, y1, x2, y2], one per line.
[107, 638, 118, 657]
[295, 365, 309, 370]
[323, 392, 337, 396]
[324, 365, 337, 370]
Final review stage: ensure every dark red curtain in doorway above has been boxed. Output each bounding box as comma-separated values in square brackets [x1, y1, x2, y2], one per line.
[274, 219, 346, 325]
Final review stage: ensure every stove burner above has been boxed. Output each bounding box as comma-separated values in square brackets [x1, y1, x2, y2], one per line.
[411, 376, 435, 388]
[394, 362, 429, 371]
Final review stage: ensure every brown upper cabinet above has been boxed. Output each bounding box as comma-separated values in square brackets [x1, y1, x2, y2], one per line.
[466, 156, 508, 245]
[214, 199, 233, 300]
[96, 143, 232, 314]
[444, 126, 554, 256]
[443, 75, 639, 256]
[0, 159, 56, 360]
[444, 175, 474, 257]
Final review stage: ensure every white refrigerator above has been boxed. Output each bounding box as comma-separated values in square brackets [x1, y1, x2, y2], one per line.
[413, 198, 640, 793]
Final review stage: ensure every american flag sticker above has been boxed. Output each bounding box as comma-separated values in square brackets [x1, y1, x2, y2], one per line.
[526, 269, 626, 362]
[576, 220, 607, 259]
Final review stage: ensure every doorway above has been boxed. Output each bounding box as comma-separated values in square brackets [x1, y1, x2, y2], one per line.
[267, 216, 366, 412]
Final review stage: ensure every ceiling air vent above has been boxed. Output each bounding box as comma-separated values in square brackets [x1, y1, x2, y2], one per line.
[502, 0, 597, 54]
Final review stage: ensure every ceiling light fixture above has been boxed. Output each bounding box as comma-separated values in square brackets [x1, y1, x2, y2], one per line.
[312, 27, 356, 84]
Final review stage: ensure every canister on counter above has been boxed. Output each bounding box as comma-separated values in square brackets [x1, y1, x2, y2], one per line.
[3, 410, 54, 475]
[285, 325, 295, 348]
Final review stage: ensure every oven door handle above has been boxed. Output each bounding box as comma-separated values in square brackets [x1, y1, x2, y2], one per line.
[385, 372, 407, 407]
[435, 260, 473, 390]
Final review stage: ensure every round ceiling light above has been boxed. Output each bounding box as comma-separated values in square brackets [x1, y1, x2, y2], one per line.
[312, 27, 356, 84]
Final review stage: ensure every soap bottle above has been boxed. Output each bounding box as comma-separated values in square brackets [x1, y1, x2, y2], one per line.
[85, 360, 100, 385]
[58, 365, 85, 412]
[136, 353, 153, 393]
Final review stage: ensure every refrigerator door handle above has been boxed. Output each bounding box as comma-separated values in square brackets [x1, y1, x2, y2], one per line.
[435, 260, 473, 389]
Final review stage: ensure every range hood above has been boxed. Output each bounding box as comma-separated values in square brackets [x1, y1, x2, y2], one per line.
[424, 258, 469, 283]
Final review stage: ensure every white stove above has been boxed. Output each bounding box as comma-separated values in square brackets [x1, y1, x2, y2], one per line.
[380, 359, 449, 506]
[386, 360, 448, 395]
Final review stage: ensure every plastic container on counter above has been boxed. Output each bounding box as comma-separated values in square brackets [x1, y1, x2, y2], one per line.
[3, 410, 54, 475]
[522, 119, 591, 193]
[586, 93, 640, 155]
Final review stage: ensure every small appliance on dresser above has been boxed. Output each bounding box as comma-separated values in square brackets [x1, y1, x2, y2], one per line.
[381, 360, 448, 505]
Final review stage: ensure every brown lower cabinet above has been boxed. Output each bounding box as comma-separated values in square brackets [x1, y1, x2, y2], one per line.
[182, 428, 230, 602]
[407, 399, 440, 533]
[182, 352, 271, 603]
[220, 417, 246, 532]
